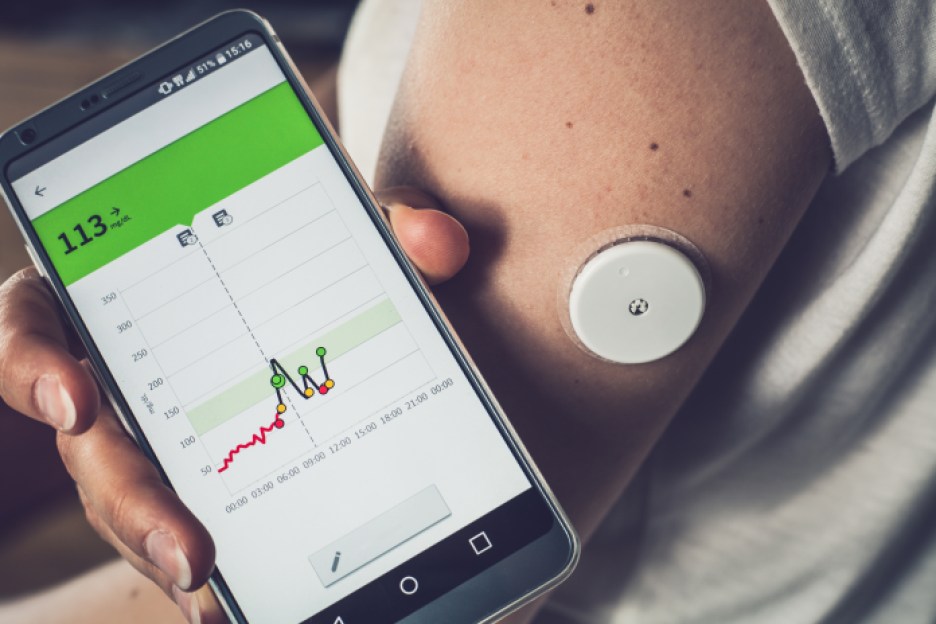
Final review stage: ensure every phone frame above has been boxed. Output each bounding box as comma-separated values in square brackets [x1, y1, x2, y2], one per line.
[0, 10, 579, 623]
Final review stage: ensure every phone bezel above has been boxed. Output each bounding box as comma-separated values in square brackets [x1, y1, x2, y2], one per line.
[0, 10, 579, 623]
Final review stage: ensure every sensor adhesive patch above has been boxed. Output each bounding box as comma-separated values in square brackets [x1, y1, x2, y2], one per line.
[561, 226, 709, 364]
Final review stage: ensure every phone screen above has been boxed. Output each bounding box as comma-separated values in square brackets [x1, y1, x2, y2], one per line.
[6, 33, 562, 623]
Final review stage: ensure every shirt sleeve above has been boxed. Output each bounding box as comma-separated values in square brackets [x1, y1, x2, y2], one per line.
[767, 0, 936, 172]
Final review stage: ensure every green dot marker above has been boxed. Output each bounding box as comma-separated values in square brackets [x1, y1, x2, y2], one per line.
[298, 365, 309, 376]
[270, 374, 286, 389]
[316, 347, 327, 357]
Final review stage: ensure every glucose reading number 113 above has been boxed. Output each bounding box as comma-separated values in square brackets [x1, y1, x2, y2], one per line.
[57, 214, 107, 255]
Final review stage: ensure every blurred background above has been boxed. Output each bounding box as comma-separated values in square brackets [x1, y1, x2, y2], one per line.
[0, 0, 359, 600]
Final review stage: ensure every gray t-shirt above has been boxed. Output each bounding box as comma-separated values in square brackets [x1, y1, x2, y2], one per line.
[339, 1, 936, 622]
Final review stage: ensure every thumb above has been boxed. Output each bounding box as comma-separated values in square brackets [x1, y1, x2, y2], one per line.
[376, 187, 470, 285]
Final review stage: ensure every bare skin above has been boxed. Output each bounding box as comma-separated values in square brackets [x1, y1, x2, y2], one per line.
[0, 0, 831, 622]
[378, 0, 829, 546]
[378, 1, 829, 621]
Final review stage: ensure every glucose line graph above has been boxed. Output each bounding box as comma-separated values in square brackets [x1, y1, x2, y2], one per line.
[105, 178, 436, 492]
[217, 346, 336, 473]
[216, 412, 285, 474]
[270, 346, 335, 407]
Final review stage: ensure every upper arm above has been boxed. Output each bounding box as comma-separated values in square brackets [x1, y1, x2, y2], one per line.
[376, 0, 830, 541]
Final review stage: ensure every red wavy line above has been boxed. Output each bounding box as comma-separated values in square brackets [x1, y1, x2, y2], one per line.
[217, 413, 284, 473]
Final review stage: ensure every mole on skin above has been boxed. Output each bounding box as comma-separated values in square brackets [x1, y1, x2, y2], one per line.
[585, 3, 596, 14]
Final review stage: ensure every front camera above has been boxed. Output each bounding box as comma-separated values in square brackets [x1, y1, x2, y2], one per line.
[18, 128, 37, 145]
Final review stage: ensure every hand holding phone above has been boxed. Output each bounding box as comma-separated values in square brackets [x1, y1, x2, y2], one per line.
[0, 187, 470, 622]
[0, 12, 576, 622]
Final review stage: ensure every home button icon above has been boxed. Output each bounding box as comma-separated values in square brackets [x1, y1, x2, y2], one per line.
[399, 576, 419, 596]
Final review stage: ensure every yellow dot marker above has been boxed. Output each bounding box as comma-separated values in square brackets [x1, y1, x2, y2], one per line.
[304, 388, 314, 397]
[325, 380, 335, 389]
[277, 404, 287, 413]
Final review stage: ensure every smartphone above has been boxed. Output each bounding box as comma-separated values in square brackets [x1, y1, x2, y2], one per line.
[0, 10, 578, 624]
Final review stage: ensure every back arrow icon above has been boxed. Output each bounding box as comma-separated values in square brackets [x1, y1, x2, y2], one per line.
[35, 186, 46, 197]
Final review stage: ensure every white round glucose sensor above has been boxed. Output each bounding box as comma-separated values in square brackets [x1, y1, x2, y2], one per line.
[568, 239, 706, 364]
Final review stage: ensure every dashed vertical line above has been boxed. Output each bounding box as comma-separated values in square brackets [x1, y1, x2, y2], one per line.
[196, 239, 315, 443]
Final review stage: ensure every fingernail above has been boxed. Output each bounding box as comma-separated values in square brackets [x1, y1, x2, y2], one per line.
[145, 530, 192, 591]
[35, 374, 76, 431]
[172, 585, 201, 624]
[381, 202, 412, 214]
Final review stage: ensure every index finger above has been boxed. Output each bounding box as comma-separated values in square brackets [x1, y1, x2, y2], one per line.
[0, 268, 100, 432]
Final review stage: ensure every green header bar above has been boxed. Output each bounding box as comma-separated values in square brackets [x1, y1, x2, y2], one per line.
[33, 82, 323, 286]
